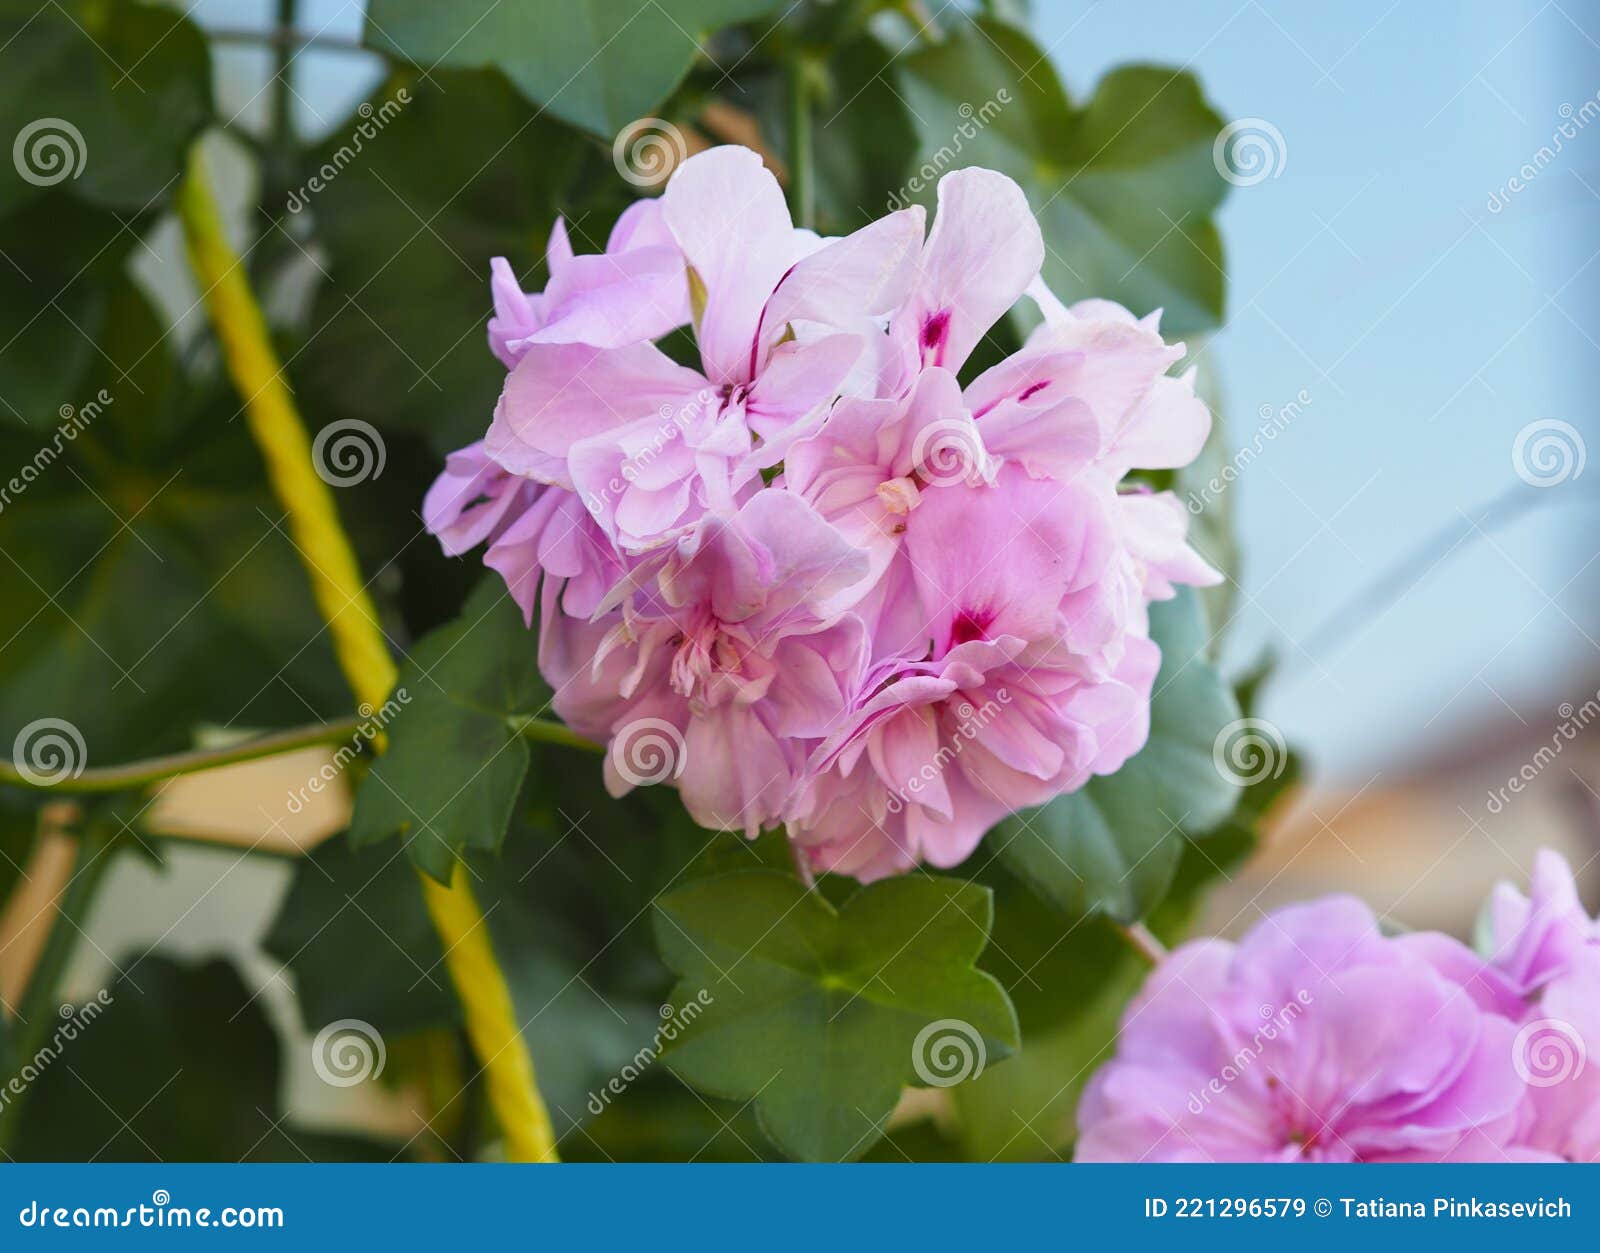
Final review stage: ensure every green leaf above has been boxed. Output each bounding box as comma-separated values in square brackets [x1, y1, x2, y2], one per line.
[0, 195, 145, 428]
[268, 808, 667, 1144]
[0, 0, 211, 216]
[810, 35, 918, 233]
[6, 954, 392, 1161]
[898, 18, 1229, 334]
[364, 0, 781, 138]
[951, 866, 1141, 1159]
[264, 833, 459, 1036]
[990, 588, 1242, 923]
[653, 869, 1019, 1161]
[293, 71, 594, 452]
[0, 279, 348, 766]
[348, 578, 551, 881]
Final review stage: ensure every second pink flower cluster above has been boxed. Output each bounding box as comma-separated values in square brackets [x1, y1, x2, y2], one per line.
[424, 145, 1219, 880]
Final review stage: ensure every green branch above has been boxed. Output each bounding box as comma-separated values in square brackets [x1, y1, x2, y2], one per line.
[0, 719, 361, 794]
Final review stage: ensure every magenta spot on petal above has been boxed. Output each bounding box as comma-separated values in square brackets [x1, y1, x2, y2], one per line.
[1018, 379, 1050, 402]
[950, 607, 993, 646]
[920, 309, 952, 361]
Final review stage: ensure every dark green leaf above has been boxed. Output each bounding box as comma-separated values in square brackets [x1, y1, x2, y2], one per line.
[264, 833, 459, 1036]
[990, 588, 1242, 923]
[293, 70, 596, 452]
[899, 19, 1229, 333]
[810, 35, 917, 232]
[0, 0, 210, 216]
[654, 869, 1018, 1161]
[0, 279, 348, 767]
[0, 195, 145, 428]
[364, 0, 782, 138]
[348, 578, 550, 881]
[6, 954, 391, 1161]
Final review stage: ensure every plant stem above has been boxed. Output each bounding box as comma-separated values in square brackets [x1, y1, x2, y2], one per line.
[786, 56, 816, 230]
[0, 719, 362, 794]
[0, 716, 594, 795]
[512, 716, 603, 754]
[1114, 920, 1168, 966]
[176, 148, 560, 1163]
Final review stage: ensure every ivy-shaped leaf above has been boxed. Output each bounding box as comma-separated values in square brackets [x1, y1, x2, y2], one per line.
[0, 0, 211, 216]
[654, 869, 1019, 1161]
[364, 0, 782, 138]
[898, 17, 1229, 334]
[348, 578, 556, 881]
[990, 588, 1242, 923]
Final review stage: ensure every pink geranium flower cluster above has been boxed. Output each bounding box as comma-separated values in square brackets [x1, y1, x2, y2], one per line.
[1077, 849, 1600, 1162]
[425, 146, 1218, 880]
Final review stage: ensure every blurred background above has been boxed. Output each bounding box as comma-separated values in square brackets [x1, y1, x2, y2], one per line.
[5, 0, 1598, 1139]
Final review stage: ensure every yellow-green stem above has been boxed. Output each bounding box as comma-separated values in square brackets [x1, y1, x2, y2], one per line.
[176, 147, 558, 1163]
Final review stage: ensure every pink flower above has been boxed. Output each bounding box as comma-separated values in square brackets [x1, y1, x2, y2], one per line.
[1076, 897, 1531, 1162]
[486, 146, 924, 554]
[551, 491, 869, 836]
[786, 468, 1158, 879]
[421, 441, 620, 624]
[487, 200, 688, 367]
[1481, 847, 1598, 996]
[425, 144, 1225, 881]
[1472, 850, 1600, 1161]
